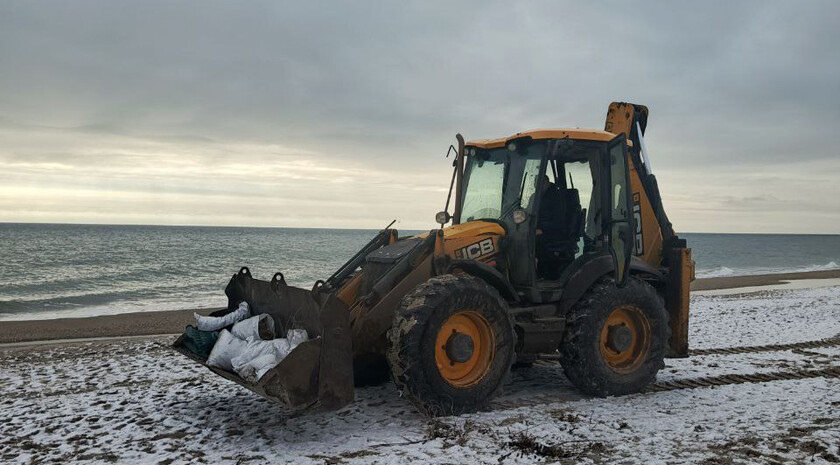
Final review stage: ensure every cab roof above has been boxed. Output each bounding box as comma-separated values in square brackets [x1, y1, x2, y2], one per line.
[466, 128, 620, 149]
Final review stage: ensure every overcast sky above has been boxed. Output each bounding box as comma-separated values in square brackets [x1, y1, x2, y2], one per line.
[1, 1, 838, 233]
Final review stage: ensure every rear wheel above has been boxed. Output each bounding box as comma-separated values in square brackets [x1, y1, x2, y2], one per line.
[560, 277, 668, 397]
[387, 274, 516, 416]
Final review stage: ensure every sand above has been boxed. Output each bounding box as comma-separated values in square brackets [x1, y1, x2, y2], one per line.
[1, 269, 839, 344]
[2, 283, 839, 464]
[0, 308, 217, 344]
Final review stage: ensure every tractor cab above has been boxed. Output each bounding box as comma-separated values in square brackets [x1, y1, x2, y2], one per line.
[450, 129, 634, 303]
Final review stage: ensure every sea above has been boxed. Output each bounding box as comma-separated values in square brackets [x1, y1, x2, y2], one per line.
[1, 223, 838, 321]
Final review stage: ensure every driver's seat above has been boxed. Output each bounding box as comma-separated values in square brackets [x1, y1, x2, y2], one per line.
[538, 188, 584, 278]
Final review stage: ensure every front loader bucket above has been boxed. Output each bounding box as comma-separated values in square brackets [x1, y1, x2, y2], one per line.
[172, 267, 354, 413]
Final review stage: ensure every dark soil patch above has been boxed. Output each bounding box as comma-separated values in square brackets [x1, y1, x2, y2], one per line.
[503, 431, 605, 461]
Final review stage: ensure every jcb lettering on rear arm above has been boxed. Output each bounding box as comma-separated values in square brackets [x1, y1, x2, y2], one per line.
[455, 238, 495, 260]
[632, 192, 644, 256]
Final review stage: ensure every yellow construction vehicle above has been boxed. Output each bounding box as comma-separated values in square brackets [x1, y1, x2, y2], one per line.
[174, 101, 693, 416]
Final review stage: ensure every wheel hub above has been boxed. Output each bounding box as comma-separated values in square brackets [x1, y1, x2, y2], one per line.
[445, 332, 475, 363]
[606, 325, 633, 352]
[434, 310, 495, 387]
[599, 305, 652, 374]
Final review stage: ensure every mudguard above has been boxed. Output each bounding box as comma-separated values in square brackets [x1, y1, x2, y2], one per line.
[173, 267, 354, 412]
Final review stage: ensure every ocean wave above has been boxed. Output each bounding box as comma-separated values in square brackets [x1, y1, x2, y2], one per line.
[799, 261, 839, 272]
[695, 261, 840, 279]
[0, 293, 225, 321]
[695, 266, 735, 278]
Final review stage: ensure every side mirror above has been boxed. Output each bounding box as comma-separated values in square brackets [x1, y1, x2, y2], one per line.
[435, 211, 451, 225]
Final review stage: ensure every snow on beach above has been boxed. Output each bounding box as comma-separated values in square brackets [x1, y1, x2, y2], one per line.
[1, 286, 840, 464]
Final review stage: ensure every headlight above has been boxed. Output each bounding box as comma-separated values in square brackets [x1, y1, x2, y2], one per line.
[512, 209, 528, 224]
[435, 211, 451, 225]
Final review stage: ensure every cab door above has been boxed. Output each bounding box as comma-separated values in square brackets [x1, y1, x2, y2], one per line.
[605, 134, 634, 286]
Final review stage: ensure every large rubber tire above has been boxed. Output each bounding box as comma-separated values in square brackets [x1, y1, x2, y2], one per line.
[387, 274, 516, 416]
[560, 277, 669, 397]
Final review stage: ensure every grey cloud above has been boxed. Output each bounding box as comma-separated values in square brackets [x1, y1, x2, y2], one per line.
[0, 1, 838, 231]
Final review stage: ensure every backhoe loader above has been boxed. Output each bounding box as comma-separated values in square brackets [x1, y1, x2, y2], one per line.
[173, 102, 693, 416]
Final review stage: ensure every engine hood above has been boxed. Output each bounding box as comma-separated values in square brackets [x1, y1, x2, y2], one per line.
[415, 220, 506, 240]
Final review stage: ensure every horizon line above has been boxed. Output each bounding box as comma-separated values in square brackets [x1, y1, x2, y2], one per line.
[1, 221, 838, 236]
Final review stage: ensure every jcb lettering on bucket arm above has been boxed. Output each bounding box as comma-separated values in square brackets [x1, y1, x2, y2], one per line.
[173, 101, 693, 416]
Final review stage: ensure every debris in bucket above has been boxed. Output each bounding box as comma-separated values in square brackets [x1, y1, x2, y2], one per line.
[230, 337, 288, 381]
[204, 313, 309, 383]
[173, 268, 354, 412]
[194, 301, 250, 331]
[231, 313, 275, 341]
[206, 329, 248, 371]
[181, 326, 220, 359]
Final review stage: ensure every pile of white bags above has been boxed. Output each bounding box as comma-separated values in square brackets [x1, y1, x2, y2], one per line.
[203, 310, 308, 383]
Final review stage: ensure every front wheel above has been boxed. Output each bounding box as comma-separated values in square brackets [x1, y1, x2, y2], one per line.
[387, 274, 516, 416]
[560, 277, 669, 397]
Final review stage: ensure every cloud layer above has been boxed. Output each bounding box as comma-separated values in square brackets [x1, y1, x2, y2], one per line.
[1, 1, 838, 232]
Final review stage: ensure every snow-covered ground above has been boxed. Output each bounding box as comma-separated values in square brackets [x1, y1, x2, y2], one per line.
[1, 286, 839, 464]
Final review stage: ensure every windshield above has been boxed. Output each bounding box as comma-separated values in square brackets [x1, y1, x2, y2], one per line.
[460, 141, 545, 222]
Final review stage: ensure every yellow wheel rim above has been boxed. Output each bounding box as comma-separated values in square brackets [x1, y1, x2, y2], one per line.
[435, 311, 495, 387]
[599, 305, 651, 373]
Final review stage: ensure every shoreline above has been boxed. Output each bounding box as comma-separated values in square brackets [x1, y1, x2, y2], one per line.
[690, 268, 840, 290]
[0, 308, 217, 345]
[2, 269, 839, 345]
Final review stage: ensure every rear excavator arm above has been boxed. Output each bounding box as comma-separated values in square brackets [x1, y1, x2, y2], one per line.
[605, 102, 693, 357]
[605, 102, 669, 266]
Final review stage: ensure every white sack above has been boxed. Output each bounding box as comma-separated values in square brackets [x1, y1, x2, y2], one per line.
[195, 301, 250, 332]
[230, 339, 278, 374]
[251, 331, 309, 382]
[254, 354, 283, 381]
[272, 337, 292, 356]
[231, 338, 292, 383]
[254, 335, 302, 380]
[287, 329, 308, 350]
[241, 353, 280, 383]
[206, 330, 249, 371]
[231, 314, 275, 341]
